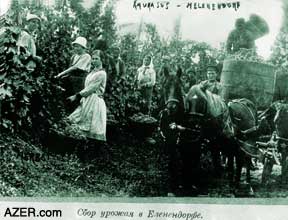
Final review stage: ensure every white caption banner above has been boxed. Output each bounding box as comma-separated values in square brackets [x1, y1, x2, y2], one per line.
[0, 202, 287, 220]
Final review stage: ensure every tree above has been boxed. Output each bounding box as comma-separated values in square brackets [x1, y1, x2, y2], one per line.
[70, 0, 85, 15]
[99, 3, 117, 47]
[172, 15, 182, 41]
[270, 0, 288, 67]
[9, 0, 21, 25]
[76, 0, 103, 50]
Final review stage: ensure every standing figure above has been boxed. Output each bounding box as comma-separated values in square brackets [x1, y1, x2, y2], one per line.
[226, 18, 255, 54]
[159, 99, 182, 196]
[160, 69, 200, 196]
[199, 64, 223, 175]
[67, 50, 107, 142]
[17, 13, 42, 67]
[136, 55, 156, 115]
[110, 46, 125, 77]
[183, 67, 197, 93]
[16, 13, 42, 141]
[55, 36, 91, 112]
[200, 64, 221, 95]
[159, 56, 172, 109]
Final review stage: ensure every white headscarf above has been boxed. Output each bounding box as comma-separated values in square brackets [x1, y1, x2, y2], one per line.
[142, 55, 154, 69]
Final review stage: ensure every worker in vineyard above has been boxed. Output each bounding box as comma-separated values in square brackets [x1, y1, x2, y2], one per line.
[159, 99, 182, 196]
[110, 46, 125, 77]
[136, 55, 156, 115]
[200, 64, 221, 95]
[55, 36, 91, 79]
[67, 50, 107, 142]
[158, 56, 170, 108]
[17, 13, 42, 67]
[226, 18, 255, 54]
[183, 67, 197, 93]
[55, 36, 91, 103]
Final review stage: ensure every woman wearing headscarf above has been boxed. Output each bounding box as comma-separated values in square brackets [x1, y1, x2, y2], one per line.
[67, 50, 107, 142]
[136, 55, 156, 114]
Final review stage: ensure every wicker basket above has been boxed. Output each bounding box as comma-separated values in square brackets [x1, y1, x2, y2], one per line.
[107, 119, 120, 139]
[128, 118, 158, 138]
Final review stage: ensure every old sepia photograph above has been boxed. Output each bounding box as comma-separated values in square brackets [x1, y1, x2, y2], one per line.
[0, 0, 287, 200]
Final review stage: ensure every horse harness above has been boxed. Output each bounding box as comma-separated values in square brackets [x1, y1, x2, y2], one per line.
[228, 99, 258, 135]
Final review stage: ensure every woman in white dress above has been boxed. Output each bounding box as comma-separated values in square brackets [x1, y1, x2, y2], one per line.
[67, 50, 107, 141]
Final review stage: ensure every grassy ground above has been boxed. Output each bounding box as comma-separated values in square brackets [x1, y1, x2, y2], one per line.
[0, 128, 288, 198]
[0, 128, 167, 197]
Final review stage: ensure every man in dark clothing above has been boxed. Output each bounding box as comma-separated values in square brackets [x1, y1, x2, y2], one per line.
[110, 46, 125, 77]
[159, 99, 200, 196]
[200, 64, 221, 95]
[159, 100, 182, 196]
[226, 18, 255, 54]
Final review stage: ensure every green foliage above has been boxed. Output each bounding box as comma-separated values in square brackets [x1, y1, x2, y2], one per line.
[77, 2, 102, 48]
[269, 0, 288, 67]
[106, 27, 221, 120]
[0, 27, 43, 132]
[5, 1, 220, 129]
[69, 0, 85, 15]
[119, 34, 140, 66]
[1, 0, 225, 137]
[0, 131, 166, 196]
[270, 31, 288, 67]
[99, 4, 117, 46]
[0, 2, 81, 135]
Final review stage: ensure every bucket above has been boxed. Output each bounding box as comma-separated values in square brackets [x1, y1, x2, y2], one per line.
[220, 59, 276, 109]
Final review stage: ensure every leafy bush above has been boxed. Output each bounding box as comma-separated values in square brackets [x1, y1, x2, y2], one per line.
[0, 26, 47, 133]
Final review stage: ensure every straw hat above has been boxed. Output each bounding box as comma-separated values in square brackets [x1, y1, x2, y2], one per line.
[72, 36, 87, 49]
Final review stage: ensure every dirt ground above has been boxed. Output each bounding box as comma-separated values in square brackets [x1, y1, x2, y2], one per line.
[199, 163, 288, 198]
[4, 127, 286, 198]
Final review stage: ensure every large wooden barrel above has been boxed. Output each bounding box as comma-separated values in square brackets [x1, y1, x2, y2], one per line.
[273, 67, 288, 101]
[220, 59, 276, 109]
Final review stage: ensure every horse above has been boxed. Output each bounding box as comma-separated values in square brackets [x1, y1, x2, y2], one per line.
[161, 66, 261, 187]
[186, 83, 262, 186]
[227, 98, 259, 184]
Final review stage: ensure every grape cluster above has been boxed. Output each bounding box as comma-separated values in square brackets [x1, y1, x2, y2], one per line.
[107, 112, 118, 125]
[52, 119, 87, 140]
[227, 48, 271, 64]
[130, 113, 157, 124]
